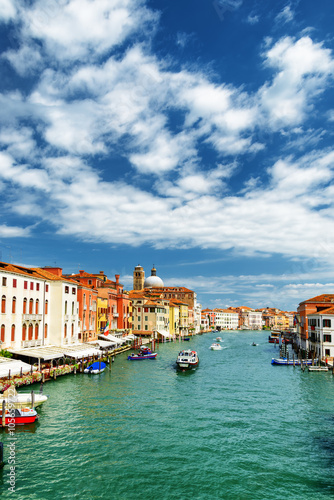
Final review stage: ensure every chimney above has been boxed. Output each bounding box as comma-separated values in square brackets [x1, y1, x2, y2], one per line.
[79, 270, 84, 276]
[115, 274, 120, 284]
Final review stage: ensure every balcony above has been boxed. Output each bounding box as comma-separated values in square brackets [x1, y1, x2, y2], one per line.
[113, 313, 119, 317]
[22, 314, 42, 322]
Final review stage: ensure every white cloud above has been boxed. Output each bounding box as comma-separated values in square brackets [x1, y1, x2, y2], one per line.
[0, 0, 16, 22]
[275, 5, 294, 24]
[3, 44, 42, 76]
[0, 224, 30, 238]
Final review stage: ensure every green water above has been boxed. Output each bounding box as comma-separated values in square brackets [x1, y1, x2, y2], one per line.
[1, 331, 334, 499]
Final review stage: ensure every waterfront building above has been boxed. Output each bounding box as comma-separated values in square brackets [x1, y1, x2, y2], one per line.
[307, 308, 334, 360]
[169, 301, 180, 337]
[97, 296, 108, 333]
[213, 309, 239, 330]
[202, 309, 216, 329]
[129, 290, 169, 337]
[297, 294, 334, 353]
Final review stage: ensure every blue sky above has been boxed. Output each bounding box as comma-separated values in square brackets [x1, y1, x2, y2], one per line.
[1, 0, 334, 312]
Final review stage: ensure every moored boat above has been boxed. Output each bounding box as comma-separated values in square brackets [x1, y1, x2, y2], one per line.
[1, 388, 48, 409]
[271, 358, 315, 365]
[0, 407, 39, 426]
[176, 350, 199, 370]
[127, 347, 157, 360]
[84, 361, 107, 374]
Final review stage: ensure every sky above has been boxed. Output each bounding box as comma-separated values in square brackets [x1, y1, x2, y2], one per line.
[0, 0, 334, 312]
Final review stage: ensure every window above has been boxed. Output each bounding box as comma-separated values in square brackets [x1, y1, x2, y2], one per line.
[35, 324, 39, 340]
[45, 300, 48, 315]
[64, 323, 67, 338]
[324, 334, 332, 343]
[144, 307, 148, 313]
[24, 281, 28, 289]
[2, 277, 7, 286]
[323, 319, 331, 328]
[65, 301, 68, 314]
[28, 324, 33, 340]
[325, 349, 330, 356]
[13, 279, 17, 288]
[29, 299, 33, 314]
[1, 324, 5, 342]
[145, 325, 148, 330]
[36, 283, 40, 291]
[72, 288, 76, 295]
[45, 284, 49, 292]
[23, 298, 27, 314]
[22, 324, 26, 341]
[72, 302, 75, 315]
[1, 295, 6, 314]
[88, 280, 92, 285]
[65, 286, 69, 294]
[145, 316, 148, 321]
[35, 299, 39, 314]
[12, 297, 16, 314]
[11, 324, 15, 342]
[71, 323, 74, 337]
[44, 324, 48, 339]
[30, 282, 34, 290]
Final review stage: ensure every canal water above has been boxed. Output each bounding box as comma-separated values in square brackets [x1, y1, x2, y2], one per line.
[1, 331, 334, 499]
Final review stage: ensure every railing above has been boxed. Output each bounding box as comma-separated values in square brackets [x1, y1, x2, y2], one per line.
[22, 314, 42, 322]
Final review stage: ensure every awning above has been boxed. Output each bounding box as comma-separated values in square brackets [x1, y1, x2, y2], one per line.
[92, 340, 116, 349]
[0, 357, 34, 378]
[8, 343, 101, 361]
[99, 334, 126, 345]
[157, 330, 173, 338]
[123, 334, 137, 341]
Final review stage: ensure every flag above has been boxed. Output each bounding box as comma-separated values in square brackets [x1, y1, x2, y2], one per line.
[293, 315, 299, 326]
[104, 320, 110, 336]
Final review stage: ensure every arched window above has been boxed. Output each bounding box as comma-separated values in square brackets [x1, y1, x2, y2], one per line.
[23, 298, 27, 314]
[11, 324, 15, 342]
[35, 323, 39, 340]
[28, 323, 33, 340]
[65, 301, 68, 314]
[64, 323, 67, 338]
[22, 324, 27, 341]
[1, 324, 5, 343]
[44, 324, 48, 339]
[72, 302, 74, 315]
[12, 297, 16, 314]
[45, 300, 48, 315]
[35, 299, 39, 314]
[1, 295, 6, 314]
[71, 323, 74, 337]
[29, 299, 33, 314]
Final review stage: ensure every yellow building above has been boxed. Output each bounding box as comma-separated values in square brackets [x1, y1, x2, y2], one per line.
[169, 301, 180, 337]
[97, 296, 108, 334]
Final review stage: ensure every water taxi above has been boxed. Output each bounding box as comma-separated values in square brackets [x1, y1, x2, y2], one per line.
[128, 347, 157, 360]
[176, 350, 199, 370]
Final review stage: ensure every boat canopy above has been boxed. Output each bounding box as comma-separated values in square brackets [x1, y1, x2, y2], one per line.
[0, 358, 34, 378]
[86, 361, 106, 370]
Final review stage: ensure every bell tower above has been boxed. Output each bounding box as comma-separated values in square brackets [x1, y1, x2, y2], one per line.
[133, 265, 145, 290]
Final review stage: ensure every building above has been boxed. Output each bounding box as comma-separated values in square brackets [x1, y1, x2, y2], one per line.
[308, 307, 334, 360]
[297, 294, 334, 352]
[213, 309, 239, 330]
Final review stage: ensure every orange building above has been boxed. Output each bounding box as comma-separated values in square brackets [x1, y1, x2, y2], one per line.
[297, 294, 334, 351]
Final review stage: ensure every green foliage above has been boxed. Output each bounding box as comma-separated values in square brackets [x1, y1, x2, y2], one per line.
[0, 349, 13, 358]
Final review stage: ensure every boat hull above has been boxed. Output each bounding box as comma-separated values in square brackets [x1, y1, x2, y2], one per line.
[127, 353, 157, 360]
[0, 409, 39, 426]
[271, 358, 315, 365]
[176, 360, 199, 370]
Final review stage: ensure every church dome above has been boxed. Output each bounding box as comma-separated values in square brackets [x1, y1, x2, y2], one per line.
[144, 275, 164, 288]
[144, 266, 164, 288]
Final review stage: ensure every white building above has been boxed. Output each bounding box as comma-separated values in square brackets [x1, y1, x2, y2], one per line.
[214, 309, 239, 330]
[240, 310, 263, 330]
[308, 308, 334, 359]
[0, 262, 79, 351]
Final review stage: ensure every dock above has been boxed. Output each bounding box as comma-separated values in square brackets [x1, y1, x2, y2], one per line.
[307, 366, 329, 372]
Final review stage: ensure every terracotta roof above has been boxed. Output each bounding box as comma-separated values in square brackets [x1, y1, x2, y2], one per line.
[310, 307, 334, 316]
[302, 294, 334, 304]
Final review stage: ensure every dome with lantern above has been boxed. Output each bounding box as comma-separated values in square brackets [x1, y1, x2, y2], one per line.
[144, 266, 164, 288]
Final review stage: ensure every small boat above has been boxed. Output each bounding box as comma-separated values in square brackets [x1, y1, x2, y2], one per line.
[216, 337, 222, 342]
[0, 407, 39, 426]
[183, 337, 190, 341]
[1, 388, 48, 409]
[251, 342, 258, 346]
[271, 358, 315, 365]
[176, 350, 199, 370]
[210, 343, 222, 350]
[127, 347, 157, 360]
[84, 361, 106, 374]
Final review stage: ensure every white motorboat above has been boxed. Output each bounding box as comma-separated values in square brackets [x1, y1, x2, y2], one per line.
[216, 337, 222, 342]
[1, 387, 48, 409]
[176, 350, 199, 370]
[210, 343, 222, 350]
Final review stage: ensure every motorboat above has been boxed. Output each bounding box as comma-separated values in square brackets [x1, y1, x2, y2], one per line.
[210, 343, 222, 350]
[176, 350, 199, 370]
[271, 358, 315, 365]
[216, 337, 222, 342]
[0, 407, 39, 426]
[1, 388, 48, 409]
[128, 347, 157, 360]
[84, 361, 106, 374]
[251, 342, 258, 346]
